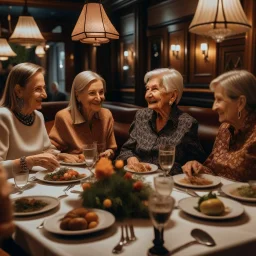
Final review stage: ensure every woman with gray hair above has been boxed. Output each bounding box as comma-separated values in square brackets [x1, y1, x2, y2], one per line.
[49, 71, 117, 159]
[182, 70, 256, 181]
[117, 68, 206, 175]
[0, 63, 59, 178]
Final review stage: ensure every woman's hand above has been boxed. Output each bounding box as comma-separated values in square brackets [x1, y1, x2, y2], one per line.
[58, 153, 84, 163]
[127, 157, 139, 166]
[99, 149, 114, 159]
[182, 160, 202, 177]
[26, 153, 59, 171]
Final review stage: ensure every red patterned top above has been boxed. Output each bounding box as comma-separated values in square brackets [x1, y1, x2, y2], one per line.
[202, 111, 256, 181]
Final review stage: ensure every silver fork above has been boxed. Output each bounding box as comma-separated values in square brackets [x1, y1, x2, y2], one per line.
[28, 176, 37, 182]
[58, 184, 75, 198]
[129, 225, 137, 241]
[112, 225, 125, 254]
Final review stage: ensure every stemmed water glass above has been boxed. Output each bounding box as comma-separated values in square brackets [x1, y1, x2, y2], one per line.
[154, 175, 174, 196]
[148, 193, 175, 256]
[83, 143, 97, 176]
[12, 165, 29, 192]
[158, 145, 175, 176]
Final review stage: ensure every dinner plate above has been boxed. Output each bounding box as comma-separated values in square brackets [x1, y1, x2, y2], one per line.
[44, 209, 115, 235]
[124, 163, 158, 174]
[178, 196, 244, 220]
[35, 167, 91, 184]
[173, 174, 221, 188]
[13, 196, 59, 216]
[221, 183, 256, 202]
[59, 161, 87, 166]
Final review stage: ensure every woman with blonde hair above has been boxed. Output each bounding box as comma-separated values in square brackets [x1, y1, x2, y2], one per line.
[182, 70, 256, 181]
[117, 68, 205, 175]
[0, 62, 59, 178]
[49, 71, 117, 158]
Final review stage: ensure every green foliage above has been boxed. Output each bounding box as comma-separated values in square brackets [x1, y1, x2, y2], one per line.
[81, 169, 152, 220]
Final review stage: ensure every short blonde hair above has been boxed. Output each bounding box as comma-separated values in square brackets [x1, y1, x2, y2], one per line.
[210, 70, 256, 110]
[144, 68, 183, 104]
[69, 71, 106, 123]
[0, 62, 45, 110]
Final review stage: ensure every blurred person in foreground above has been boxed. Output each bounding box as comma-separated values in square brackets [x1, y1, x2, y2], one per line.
[182, 70, 256, 182]
[0, 63, 59, 178]
[49, 71, 117, 159]
[117, 68, 206, 175]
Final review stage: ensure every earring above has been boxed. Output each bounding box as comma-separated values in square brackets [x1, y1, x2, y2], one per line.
[169, 101, 173, 106]
[238, 110, 241, 120]
[16, 96, 24, 111]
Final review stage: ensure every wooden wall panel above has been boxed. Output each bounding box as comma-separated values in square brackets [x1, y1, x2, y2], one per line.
[168, 23, 188, 82]
[189, 34, 216, 84]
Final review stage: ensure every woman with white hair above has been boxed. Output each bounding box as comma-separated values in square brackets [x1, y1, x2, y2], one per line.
[183, 70, 256, 181]
[117, 68, 206, 175]
[49, 71, 117, 158]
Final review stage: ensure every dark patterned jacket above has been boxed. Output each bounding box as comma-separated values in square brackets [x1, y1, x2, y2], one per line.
[117, 105, 206, 175]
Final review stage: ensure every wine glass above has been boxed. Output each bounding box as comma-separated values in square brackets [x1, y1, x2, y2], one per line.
[148, 193, 175, 256]
[154, 175, 174, 196]
[158, 145, 175, 176]
[83, 143, 97, 175]
[12, 165, 29, 192]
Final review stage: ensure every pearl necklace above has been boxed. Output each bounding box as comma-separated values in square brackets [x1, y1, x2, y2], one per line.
[14, 111, 35, 126]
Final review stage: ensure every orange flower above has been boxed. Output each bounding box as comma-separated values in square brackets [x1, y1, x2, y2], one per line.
[95, 157, 115, 179]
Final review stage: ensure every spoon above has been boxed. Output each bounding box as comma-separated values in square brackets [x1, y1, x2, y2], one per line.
[171, 228, 216, 254]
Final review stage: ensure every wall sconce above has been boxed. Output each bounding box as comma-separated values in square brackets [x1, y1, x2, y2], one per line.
[200, 43, 208, 61]
[124, 50, 128, 57]
[171, 44, 180, 59]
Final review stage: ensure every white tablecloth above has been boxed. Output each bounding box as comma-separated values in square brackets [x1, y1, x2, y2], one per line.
[10, 172, 256, 256]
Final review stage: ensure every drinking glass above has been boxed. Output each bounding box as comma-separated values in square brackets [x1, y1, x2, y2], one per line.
[83, 143, 97, 174]
[148, 193, 175, 256]
[96, 142, 106, 160]
[154, 175, 174, 196]
[12, 165, 29, 192]
[158, 145, 175, 176]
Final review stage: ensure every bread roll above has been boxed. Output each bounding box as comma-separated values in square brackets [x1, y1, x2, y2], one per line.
[68, 218, 88, 230]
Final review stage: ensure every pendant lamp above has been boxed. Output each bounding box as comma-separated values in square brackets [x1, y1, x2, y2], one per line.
[9, 0, 45, 48]
[72, 1, 119, 46]
[0, 23, 16, 61]
[189, 0, 251, 42]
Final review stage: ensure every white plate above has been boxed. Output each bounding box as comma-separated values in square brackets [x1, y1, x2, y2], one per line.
[173, 174, 221, 188]
[221, 183, 256, 202]
[35, 167, 91, 184]
[44, 209, 115, 235]
[13, 196, 59, 216]
[124, 163, 158, 174]
[59, 161, 87, 166]
[178, 196, 244, 220]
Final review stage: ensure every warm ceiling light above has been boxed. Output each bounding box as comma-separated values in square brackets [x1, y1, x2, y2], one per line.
[71, 1, 119, 46]
[9, 0, 45, 48]
[35, 45, 45, 58]
[189, 0, 251, 43]
[0, 38, 17, 61]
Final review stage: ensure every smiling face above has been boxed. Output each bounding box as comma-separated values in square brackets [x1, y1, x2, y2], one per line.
[77, 79, 105, 118]
[145, 77, 172, 113]
[212, 85, 241, 125]
[17, 72, 47, 114]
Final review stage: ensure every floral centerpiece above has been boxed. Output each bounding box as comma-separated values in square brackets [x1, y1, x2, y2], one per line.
[81, 158, 152, 219]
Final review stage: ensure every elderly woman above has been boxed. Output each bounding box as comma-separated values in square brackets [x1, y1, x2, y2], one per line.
[49, 71, 117, 159]
[182, 70, 256, 181]
[0, 63, 59, 178]
[117, 68, 206, 175]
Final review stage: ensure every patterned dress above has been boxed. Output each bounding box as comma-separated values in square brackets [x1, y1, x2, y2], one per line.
[117, 105, 206, 175]
[202, 111, 256, 181]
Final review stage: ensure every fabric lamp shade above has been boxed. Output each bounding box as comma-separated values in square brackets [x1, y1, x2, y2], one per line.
[35, 45, 45, 58]
[0, 38, 17, 61]
[189, 0, 251, 42]
[72, 3, 119, 45]
[9, 16, 45, 48]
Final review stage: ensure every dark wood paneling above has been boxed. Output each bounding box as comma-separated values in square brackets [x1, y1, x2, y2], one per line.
[148, 0, 197, 28]
[168, 23, 189, 82]
[189, 34, 217, 84]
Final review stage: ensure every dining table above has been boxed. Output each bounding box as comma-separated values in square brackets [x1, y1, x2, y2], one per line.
[9, 167, 256, 256]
